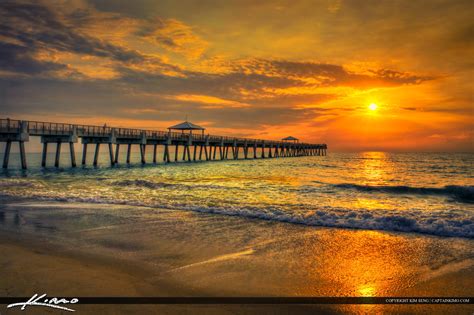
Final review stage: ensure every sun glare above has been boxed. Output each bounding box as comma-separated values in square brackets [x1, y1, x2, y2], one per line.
[369, 103, 378, 111]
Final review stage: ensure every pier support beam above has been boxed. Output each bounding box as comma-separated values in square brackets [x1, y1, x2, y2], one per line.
[115, 144, 120, 164]
[109, 143, 115, 166]
[232, 143, 237, 160]
[186, 145, 191, 162]
[224, 146, 229, 159]
[163, 144, 170, 163]
[140, 144, 146, 164]
[82, 143, 87, 165]
[41, 142, 48, 167]
[70, 142, 76, 167]
[127, 144, 131, 164]
[2, 141, 11, 169]
[153, 144, 157, 164]
[19, 141, 27, 169]
[182, 145, 186, 161]
[93, 143, 100, 166]
[55, 142, 61, 168]
[1, 121, 30, 169]
[38, 127, 78, 168]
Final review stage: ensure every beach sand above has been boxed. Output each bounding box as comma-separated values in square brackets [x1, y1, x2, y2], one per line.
[0, 200, 473, 314]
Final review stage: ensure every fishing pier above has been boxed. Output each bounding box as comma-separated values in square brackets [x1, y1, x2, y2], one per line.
[0, 118, 327, 169]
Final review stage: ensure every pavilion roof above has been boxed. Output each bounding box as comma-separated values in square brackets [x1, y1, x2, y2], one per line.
[168, 121, 205, 130]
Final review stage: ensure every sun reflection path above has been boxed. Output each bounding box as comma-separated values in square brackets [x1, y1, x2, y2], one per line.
[359, 152, 395, 185]
[358, 284, 376, 297]
[299, 230, 412, 298]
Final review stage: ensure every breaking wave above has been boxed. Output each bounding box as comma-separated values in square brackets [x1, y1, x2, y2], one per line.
[333, 183, 474, 203]
[113, 179, 240, 191]
[1, 192, 472, 239]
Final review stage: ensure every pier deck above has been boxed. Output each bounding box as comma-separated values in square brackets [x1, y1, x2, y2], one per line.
[0, 119, 327, 169]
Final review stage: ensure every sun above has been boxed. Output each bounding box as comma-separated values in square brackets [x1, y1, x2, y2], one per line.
[369, 103, 378, 111]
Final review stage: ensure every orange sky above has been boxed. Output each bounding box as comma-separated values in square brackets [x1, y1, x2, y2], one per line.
[0, 0, 472, 151]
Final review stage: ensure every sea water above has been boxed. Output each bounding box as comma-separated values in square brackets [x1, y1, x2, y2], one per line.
[0, 151, 472, 238]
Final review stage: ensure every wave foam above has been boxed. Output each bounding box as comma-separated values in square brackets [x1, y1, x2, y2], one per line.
[114, 179, 238, 191]
[1, 192, 472, 239]
[333, 183, 474, 203]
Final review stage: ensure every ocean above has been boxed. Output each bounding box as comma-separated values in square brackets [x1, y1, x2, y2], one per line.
[1, 151, 472, 238]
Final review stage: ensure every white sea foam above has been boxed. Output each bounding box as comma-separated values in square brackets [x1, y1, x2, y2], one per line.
[1, 192, 472, 238]
[114, 179, 238, 191]
[333, 183, 474, 203]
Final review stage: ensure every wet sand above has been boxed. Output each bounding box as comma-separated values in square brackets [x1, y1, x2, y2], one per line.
[0, 200, 473, 314]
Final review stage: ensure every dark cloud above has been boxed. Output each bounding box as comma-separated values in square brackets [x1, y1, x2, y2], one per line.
[135, 18, 176, 47]
[117, 67, 304, 101]
[154, 36, 178, 48]
[0, 42, 67, 74]
[367, 69, 430, 85]
[232, 59, 432, 87]
[134, 16, 207, 58]
[234, 60, 348, 79]
[88, 0, 158, 19]
[0, 2, 144, 69]
[245, 93, 337, 107]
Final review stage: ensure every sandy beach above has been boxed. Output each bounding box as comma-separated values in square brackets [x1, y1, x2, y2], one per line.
[0, 200, 472, 314]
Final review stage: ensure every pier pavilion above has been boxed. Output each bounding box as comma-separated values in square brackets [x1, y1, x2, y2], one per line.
[282, 136, 299, 143]
[168, 121, 206, 136]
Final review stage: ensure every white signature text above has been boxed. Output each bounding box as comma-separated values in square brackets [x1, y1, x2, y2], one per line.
[7, 293, 78, 312]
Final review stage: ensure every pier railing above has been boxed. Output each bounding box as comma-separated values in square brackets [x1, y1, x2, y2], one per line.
[0, 118, 318, 146]
[0, 119, 20, 133]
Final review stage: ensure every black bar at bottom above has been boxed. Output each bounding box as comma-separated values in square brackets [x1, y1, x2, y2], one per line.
[0, 297, 471, 305]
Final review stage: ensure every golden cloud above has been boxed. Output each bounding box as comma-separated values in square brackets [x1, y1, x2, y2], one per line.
[165, 94, 250, 108]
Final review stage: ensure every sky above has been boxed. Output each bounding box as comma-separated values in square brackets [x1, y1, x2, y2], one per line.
[0, 0, 472, 152]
